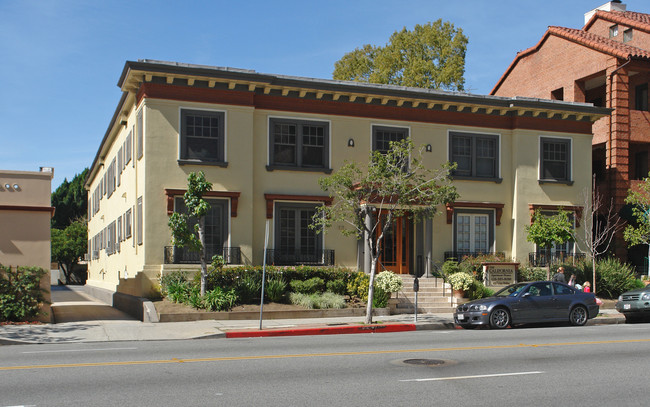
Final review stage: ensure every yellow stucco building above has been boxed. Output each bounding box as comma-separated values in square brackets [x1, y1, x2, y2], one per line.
[85, 59, 609, 298]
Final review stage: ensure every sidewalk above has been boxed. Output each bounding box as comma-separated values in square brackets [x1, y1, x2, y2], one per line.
[0, 309, 625, 345]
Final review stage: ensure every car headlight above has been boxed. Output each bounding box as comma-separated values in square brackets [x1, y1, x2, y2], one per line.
[642, 293, 650, 301]
[618, 295, 623, 301]
[470, 304, 487, 311]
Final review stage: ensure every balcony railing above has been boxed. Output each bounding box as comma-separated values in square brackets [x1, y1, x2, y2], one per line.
[444, 251, 506, 262]
[265, 249, 335, 266]
[164, 246, 241, 265]
[528, 252, 586, 267]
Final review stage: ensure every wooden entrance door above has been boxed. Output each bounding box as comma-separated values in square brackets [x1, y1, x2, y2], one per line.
[377, 214, 410, 274]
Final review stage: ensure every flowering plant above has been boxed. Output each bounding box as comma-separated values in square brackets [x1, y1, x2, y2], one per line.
[448, 272, 474, 291]
[375, 271, 403, 293]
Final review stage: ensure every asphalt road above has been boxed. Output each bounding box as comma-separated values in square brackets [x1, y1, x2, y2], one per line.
[1, 323, 649, 406]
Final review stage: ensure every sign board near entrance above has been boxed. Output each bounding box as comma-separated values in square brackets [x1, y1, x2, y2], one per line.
[483, 263, 519, 286]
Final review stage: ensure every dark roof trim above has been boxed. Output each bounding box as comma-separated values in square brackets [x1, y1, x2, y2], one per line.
[121, 59, 609, 115]
[85, 91, 129, 189]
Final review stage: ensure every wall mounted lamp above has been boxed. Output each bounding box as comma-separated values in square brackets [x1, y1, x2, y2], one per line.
[348, 138, 355, 147]
[425, 144, 432, 152]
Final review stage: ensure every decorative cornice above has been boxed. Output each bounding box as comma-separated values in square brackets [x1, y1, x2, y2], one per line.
[264, 194, 333, 219]
[0, 205, 55, 217]
[164, 189, 240, 217]
[528, 204, 583, 227]
[446, 202, 505, 225]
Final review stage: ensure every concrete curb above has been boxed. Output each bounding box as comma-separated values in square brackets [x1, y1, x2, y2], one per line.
[225, 323, 417, 338]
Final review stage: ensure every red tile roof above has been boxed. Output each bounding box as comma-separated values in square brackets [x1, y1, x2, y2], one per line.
[585, 10, 650, 33]
[491, 24, 650, 95]
[548, 26, 650, 59]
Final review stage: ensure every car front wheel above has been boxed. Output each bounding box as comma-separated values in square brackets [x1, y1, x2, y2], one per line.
[569, 305, 588, 326]
[489, 307, 510, 329]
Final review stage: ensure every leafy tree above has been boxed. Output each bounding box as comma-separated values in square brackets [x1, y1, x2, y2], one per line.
[623, 175, 650, 277]
[313, 139, 458, 324]
[51, 168, 89, 229]
[333, 20, 467, 91]
[525, 209, 574, 279]
[168, 171, 213, 296]
[51, 218, 87, 284]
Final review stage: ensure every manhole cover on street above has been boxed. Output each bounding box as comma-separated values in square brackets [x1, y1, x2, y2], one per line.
[403, 359, 446, 366]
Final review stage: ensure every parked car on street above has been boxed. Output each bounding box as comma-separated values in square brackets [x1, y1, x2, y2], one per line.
[615, 285, 650, 322]
[454, 281, 599, 329]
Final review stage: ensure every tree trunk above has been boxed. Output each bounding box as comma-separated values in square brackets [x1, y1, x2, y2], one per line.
[592, 257, 597, 295]
[198, 217, 207, 297]
[365, 257, 377, 325]
[59, 262, 71, 285]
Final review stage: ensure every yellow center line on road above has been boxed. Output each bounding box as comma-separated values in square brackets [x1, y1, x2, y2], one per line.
[1, 338, 649, 371]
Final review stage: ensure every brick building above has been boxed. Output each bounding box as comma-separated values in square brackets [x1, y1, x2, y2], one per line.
[491, 1, 650, 269]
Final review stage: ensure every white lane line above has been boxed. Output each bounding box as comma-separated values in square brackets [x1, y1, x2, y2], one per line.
[22, 347, 137, 354]
[400, 371, 544, 382]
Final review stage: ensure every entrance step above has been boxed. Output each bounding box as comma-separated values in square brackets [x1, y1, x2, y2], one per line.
[391, 275, 463, 314]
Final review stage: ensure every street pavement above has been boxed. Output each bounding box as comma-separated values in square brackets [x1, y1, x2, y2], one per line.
[0, 286, 626, 345]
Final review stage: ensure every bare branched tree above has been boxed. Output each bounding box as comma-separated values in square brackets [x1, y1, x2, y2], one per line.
[578, 179, 624, 294]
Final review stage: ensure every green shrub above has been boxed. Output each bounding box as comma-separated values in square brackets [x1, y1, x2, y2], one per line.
[326, 279, 347, 295]
[375, 271, 402, 293]
[315, 292, 346, 309]
[165, 280, 192, 304]
[187, 286, 203, 309]
[441, 260, 461, 278]
[372, 285, 390, 308]
[459, 253, 506, 280]
[448, 272, 474, 291]
[0, 265, 48, 322]
[290, 277, 325, 294]
[202, 287, 237, 311]
[518, 266, 548, 282]
[347, 272, 369, 300]
[289, 292, 346, 309]
[160, 271, 189, 296]
[467, 279, 494, 300]
[595, 258, 637, 299]
[266, 277, 287, 303]
[236, 274, 262, 303]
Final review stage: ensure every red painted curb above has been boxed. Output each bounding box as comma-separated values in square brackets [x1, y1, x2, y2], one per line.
[225, 323, 416, 338]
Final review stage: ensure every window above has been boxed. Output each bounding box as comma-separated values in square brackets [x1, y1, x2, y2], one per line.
[551, 87, 564, 101]
[125, 131, 132, 165]
[634, 151, 648, 180]
[174, 198, 228, 258]
[137, 196, 143, 246]
[372, 125, 407, 154]
[180, 109, 225, 163]
[624, 28, 633, 43]
[124, 208, 132, 239]
[449, 132, 499, 179]
[268, 118, 329, 170]
[107, 159, 116, 198]
[610, 24, 618, 38]
[117, 146, 123, 187]
[137, 110, 143, 160]
[453, 210, 494, 254]
[540, 137, 571, 182]
[553, 283, 574, 295]
[635, 83, 648, 111]
[275, 203, 322, 256]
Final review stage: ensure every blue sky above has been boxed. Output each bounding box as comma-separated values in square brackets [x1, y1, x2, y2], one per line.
[2, 0, 650, 191]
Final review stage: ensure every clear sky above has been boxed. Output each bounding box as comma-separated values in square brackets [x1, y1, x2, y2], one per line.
[2, 0, 650, 191]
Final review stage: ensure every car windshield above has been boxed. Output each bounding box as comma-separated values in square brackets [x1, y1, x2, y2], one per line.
[494, 283, 528, 297]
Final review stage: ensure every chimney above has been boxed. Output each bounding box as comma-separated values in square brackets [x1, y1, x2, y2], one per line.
[585, 1, 626, 25]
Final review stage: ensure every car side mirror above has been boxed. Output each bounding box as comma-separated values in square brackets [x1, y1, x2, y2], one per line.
[522, 292, 531, 298]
